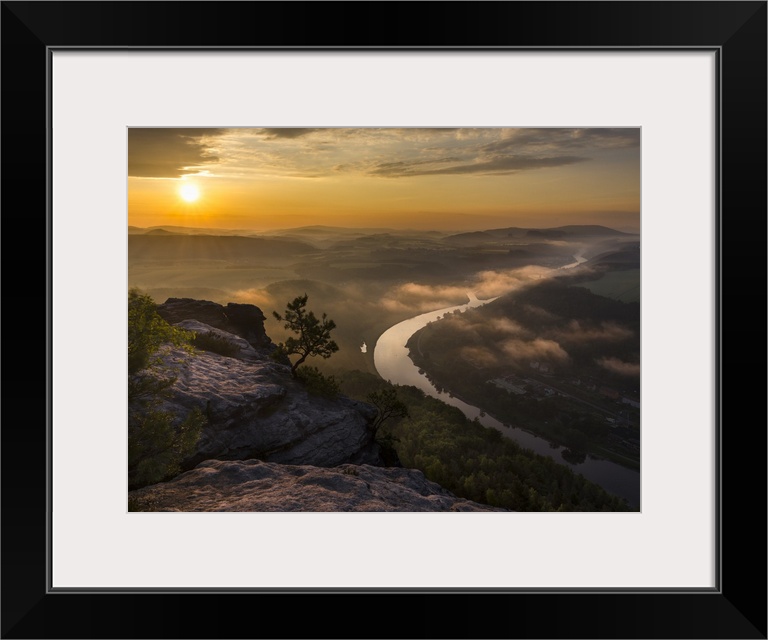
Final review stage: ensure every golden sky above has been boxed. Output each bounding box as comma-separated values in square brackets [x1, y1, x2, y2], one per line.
[128, 128, 640, 232]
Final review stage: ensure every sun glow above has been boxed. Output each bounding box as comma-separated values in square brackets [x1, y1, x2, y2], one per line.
[179, 183, 200, 202]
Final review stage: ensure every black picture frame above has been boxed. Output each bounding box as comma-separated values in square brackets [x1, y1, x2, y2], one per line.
[2, 2, 765, 638]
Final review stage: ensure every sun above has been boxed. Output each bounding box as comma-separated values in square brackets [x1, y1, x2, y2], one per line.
[179, 183, 200, 203]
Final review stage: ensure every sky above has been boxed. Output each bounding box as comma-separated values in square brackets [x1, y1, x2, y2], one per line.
[128, 127, 640, 232]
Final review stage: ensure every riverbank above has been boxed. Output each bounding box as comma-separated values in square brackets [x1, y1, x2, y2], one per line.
[373, 292, 640, 508]
[418, 368, 641, 473]
[408, 343, 641, 473]
[337, 369, 631, 512]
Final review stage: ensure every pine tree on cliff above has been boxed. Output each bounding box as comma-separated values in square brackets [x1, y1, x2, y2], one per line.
[272, 294, 339, 377]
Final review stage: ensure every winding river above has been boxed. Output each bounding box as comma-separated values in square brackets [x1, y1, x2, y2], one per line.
[373, 254, 641, 508]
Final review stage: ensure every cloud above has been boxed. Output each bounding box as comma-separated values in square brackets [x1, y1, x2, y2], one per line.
[360, 127, 636, 178]
[572, 128, 640, 148]
[176, 127, 637, 181]
[367, 155, 587, 177]
[380, 282, 470, 313]
[393, 128, 461, 135]
[521, 304, 560, 322]
[368, 156, 462, 174]
[426, 313, 532, 348]
[460, 346, 500, 368]
[356, 127, 636, 179]
[258, 128, 321, 139]
[596, 356, 640, 377]
[551, 320, 635, 343]
[128, 128, 224, 178]
[488, 317, 527, 336]
[380, 267, 545, 314]
[462, 266, 547, 298]
[483, 128, 640, 153]
[500, 338, 570, 363]
[257, 128, 460, 141]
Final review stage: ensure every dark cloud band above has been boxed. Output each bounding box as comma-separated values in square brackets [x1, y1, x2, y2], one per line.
[128, 128, 224, 178]
[258, 128, 320, 139]
[368, 155, 587, 177]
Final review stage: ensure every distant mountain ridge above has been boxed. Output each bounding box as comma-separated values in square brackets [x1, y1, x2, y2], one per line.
[128, 234, 318, 262]
[446, 224, 635, 245]
[129, 225, 262, 236]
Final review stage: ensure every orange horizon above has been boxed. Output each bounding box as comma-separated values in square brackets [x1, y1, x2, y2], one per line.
[129, 127, 641, 233]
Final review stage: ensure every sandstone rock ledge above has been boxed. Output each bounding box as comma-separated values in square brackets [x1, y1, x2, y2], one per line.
[157, 298, 275, 355]
[147, 337, 380, 469]
[129, 459, 506, 512]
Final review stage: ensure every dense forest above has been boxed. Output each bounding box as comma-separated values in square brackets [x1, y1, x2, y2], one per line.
[337, 370, 630, 511]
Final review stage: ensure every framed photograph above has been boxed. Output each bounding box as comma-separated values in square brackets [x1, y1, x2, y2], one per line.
[4, 2, 765, 638]
[124, 123, 642, 516]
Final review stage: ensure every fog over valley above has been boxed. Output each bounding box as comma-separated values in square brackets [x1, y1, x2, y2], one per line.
[128, 223, 639, 376]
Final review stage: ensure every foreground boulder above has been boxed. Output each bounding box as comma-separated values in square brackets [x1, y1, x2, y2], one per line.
[129, 459, 506, 512]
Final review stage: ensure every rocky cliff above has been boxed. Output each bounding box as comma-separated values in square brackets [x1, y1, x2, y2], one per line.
[157, 297, 275, 355]
[138, 299, 382, 469]
[129, 459, 504, 512]
[130, 297, 503, 512]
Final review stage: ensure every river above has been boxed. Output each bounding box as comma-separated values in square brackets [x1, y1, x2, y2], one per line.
[372, 254, 640, 508]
